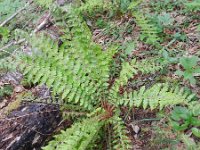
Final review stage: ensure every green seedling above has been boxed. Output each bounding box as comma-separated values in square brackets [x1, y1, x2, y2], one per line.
[176, 56, 200, 84]
[170, 106, 200, 138]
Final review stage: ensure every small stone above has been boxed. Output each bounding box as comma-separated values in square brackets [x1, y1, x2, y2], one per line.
[132, 125, 140, 134]
[57, 0, 66, 6]
[14, 85, 24, 93]
[57, 0, 73, 6]
[134, 134, 138, 139]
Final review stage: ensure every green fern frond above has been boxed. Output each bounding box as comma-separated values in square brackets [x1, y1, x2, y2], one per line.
[131, 58, 163, 74]
[78, 0, 113, 15]
[109, 58, 163, 100]
[19, 6, 115, 109]
[128, 0, 143, 10]
[114, 61, 137, 87]
[127, 0, 160, 45]
[42, 117, 104, 150]
[111, 115, 132, 150]
[188, 101, 200, 116]
[79, 0, 137, 15]
[129, 57, 162, 76]
[133, 12, 160, 45]
[119, 83, 195, 110]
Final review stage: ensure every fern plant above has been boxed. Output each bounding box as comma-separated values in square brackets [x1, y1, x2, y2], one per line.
[78, 0, 132, 16]
[133, 12, 160, 45]
[79, 0, 113, 14]
[116, 83, 194, 110]
[12, 2, 196, 150]
[109, 57, 163, 97]
[128, 0, 161, 46]
[176, 56, 200, 85]
[19, 7, 115, 109]
[110, 114, 132, 150]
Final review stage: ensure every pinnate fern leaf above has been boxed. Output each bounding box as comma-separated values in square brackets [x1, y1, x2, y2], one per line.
[42, 117, 103, 150]
[18, 7, 115, 109]
[119, 83, 195, 110]
[111, 115, 132, 150]
[109, 58, 163, 100]
[133, 12, 160, 45]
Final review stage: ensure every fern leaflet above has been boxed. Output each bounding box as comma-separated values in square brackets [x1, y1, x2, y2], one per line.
[42, 117, 103, 150]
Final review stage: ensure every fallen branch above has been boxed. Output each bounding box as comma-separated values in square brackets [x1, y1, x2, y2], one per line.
[0, 39, 25, 52]
[33, 13, 51, 33]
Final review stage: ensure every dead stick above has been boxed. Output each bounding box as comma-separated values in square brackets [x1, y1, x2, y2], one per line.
[0, 39, 25, 52]
[33, 13, 51, 33]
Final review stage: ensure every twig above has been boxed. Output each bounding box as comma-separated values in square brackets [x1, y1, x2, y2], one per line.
[0, 2, 31, 27]
[0, 48, 12, 54]
[33, 13, 51, 33]
[0, 39, 25, 52]
[135, 118, 160, 122]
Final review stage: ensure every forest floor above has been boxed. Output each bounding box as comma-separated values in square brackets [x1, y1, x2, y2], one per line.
[0, 0, 200, 149]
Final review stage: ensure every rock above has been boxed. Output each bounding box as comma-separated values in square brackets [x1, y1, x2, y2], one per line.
[130, 124, 140, 134]
[57, 0, 73, 6]
[14, 85, 24, 93]
[133, 125, 140, 134]
[0, 72, 23, 86]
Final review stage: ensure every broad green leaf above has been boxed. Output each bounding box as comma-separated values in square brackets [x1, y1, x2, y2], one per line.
[192, 127, 200, 138]
[180, 56, 199, 70]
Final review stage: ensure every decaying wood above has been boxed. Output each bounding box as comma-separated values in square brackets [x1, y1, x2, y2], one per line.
[0, 72, 23, 86]
[0, 103, 62, 150]
[0, 72, 64, 150]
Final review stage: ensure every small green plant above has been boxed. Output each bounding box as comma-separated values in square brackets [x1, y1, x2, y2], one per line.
[172, 32, 187, 42]
[118, 0, 132, 13]
[121, 41, 135, 56]
[157, 12, 174, 27]
[184, 0, 200, 12]
[95, 18, 107, 29]
[148, 12, 174, 33]
[0, 85, 13, 99]
[149, 0, 185, 12]
[162, 50, 178, 64]
[182, 134, 200, 149]
[0, 27, 10, 43]
[176, 56, 200, 84]
[170, 104, 200, 138]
